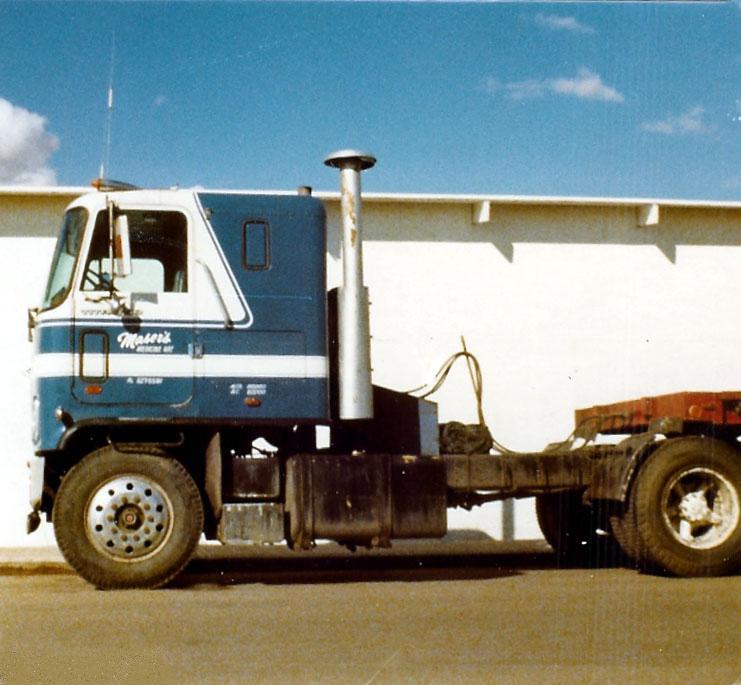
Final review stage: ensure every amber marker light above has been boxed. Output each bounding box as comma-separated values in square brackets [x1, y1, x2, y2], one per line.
[85, 385, 103, 395]
[244, 397, 262, 407]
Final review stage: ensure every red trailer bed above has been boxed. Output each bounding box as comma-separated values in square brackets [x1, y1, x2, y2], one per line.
[575, 391, 741, 434]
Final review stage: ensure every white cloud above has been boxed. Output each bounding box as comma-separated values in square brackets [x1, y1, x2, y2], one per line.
[550, 68, 624, 102]
[483, 68, 624, 104]
[641, 106, 712, 135]
[534, 13, 596, 34]
[507, 78, 547, 101]
[0, 98, 59, 185]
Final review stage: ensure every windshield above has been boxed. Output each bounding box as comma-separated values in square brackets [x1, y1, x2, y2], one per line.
[41, 207, 88, 310]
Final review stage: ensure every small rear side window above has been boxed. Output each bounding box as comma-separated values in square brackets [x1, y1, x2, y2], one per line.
[243, 220, 270, 270]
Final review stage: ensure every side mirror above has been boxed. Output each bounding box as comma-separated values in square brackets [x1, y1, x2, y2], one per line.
[113, 214, 132, 278]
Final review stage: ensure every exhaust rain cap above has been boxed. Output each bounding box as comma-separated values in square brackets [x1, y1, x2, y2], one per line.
[324, 150, 376, 171]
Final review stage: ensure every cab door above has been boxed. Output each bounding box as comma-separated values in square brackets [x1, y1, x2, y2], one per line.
[72, 206, 194, 406]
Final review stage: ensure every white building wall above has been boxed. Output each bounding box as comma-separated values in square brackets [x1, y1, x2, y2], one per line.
[0, 192, 82, 546]
[1, 190, 739, 547]
[327, 199, 741, 541]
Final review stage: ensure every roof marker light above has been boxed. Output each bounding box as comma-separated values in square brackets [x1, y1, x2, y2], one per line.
[90, 178, 140, 192]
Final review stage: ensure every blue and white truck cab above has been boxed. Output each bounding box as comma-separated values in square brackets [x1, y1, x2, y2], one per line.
[31, 186, 329, 452]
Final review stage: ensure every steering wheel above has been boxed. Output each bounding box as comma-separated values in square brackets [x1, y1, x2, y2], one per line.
[84, 270, 115, 292]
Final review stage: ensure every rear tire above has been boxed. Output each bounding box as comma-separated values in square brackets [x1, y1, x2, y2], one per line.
[54, 447, 204, 589]
[608, 506, 642, 564]
[536, 491, 624, 567]
[627, 437, 741, 577]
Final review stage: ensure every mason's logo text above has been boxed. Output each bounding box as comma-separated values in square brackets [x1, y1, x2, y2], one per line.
[117, 331, 173, 354]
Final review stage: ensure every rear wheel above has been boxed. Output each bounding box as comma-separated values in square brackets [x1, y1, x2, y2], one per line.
[608, 506, 642, 564]
[627, 437, 741, 577]
[54, 447, 203, 589]
[536, 491, 624, 567]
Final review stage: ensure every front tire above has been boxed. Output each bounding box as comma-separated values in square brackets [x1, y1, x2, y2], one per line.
[54, 447, 204, 589]
[628, 437, 741, 577]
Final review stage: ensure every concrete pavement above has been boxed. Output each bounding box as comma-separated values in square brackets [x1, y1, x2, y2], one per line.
[1, 546, 739, 685]
[0, 546, 69, 575]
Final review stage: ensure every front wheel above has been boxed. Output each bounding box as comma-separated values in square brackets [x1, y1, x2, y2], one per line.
[628, 437, 741, 577]
[53, 447, 204, 589]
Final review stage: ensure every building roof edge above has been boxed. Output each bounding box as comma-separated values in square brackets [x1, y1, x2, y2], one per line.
[0, 185, 89, 197]
[1, 186, 739, 210]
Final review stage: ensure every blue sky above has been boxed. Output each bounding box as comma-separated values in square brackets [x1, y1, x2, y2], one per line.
[0, 1, 738, 199]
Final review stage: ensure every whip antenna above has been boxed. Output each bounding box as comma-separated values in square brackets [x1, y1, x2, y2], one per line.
[99, 32, 116, 179]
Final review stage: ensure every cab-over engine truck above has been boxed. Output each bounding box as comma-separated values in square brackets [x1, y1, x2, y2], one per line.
[27, 151, 741, 588]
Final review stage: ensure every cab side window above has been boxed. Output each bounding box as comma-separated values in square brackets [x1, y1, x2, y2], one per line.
[242, 220, 270, 270]
[82, 210, 188, 293]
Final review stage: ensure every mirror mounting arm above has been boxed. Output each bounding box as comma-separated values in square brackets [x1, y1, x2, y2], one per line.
[27, 307, 39, 342]
[84, 291, 132, 317]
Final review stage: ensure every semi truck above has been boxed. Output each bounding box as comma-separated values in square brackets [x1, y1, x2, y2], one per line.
[26, 151, 741, 588]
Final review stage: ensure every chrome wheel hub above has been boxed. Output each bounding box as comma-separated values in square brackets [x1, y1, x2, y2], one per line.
[663, 467, 740, 550]
[86, 475, 172, 561]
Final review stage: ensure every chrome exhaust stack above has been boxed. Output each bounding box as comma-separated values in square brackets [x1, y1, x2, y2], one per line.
[324, 150, 376, 420]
